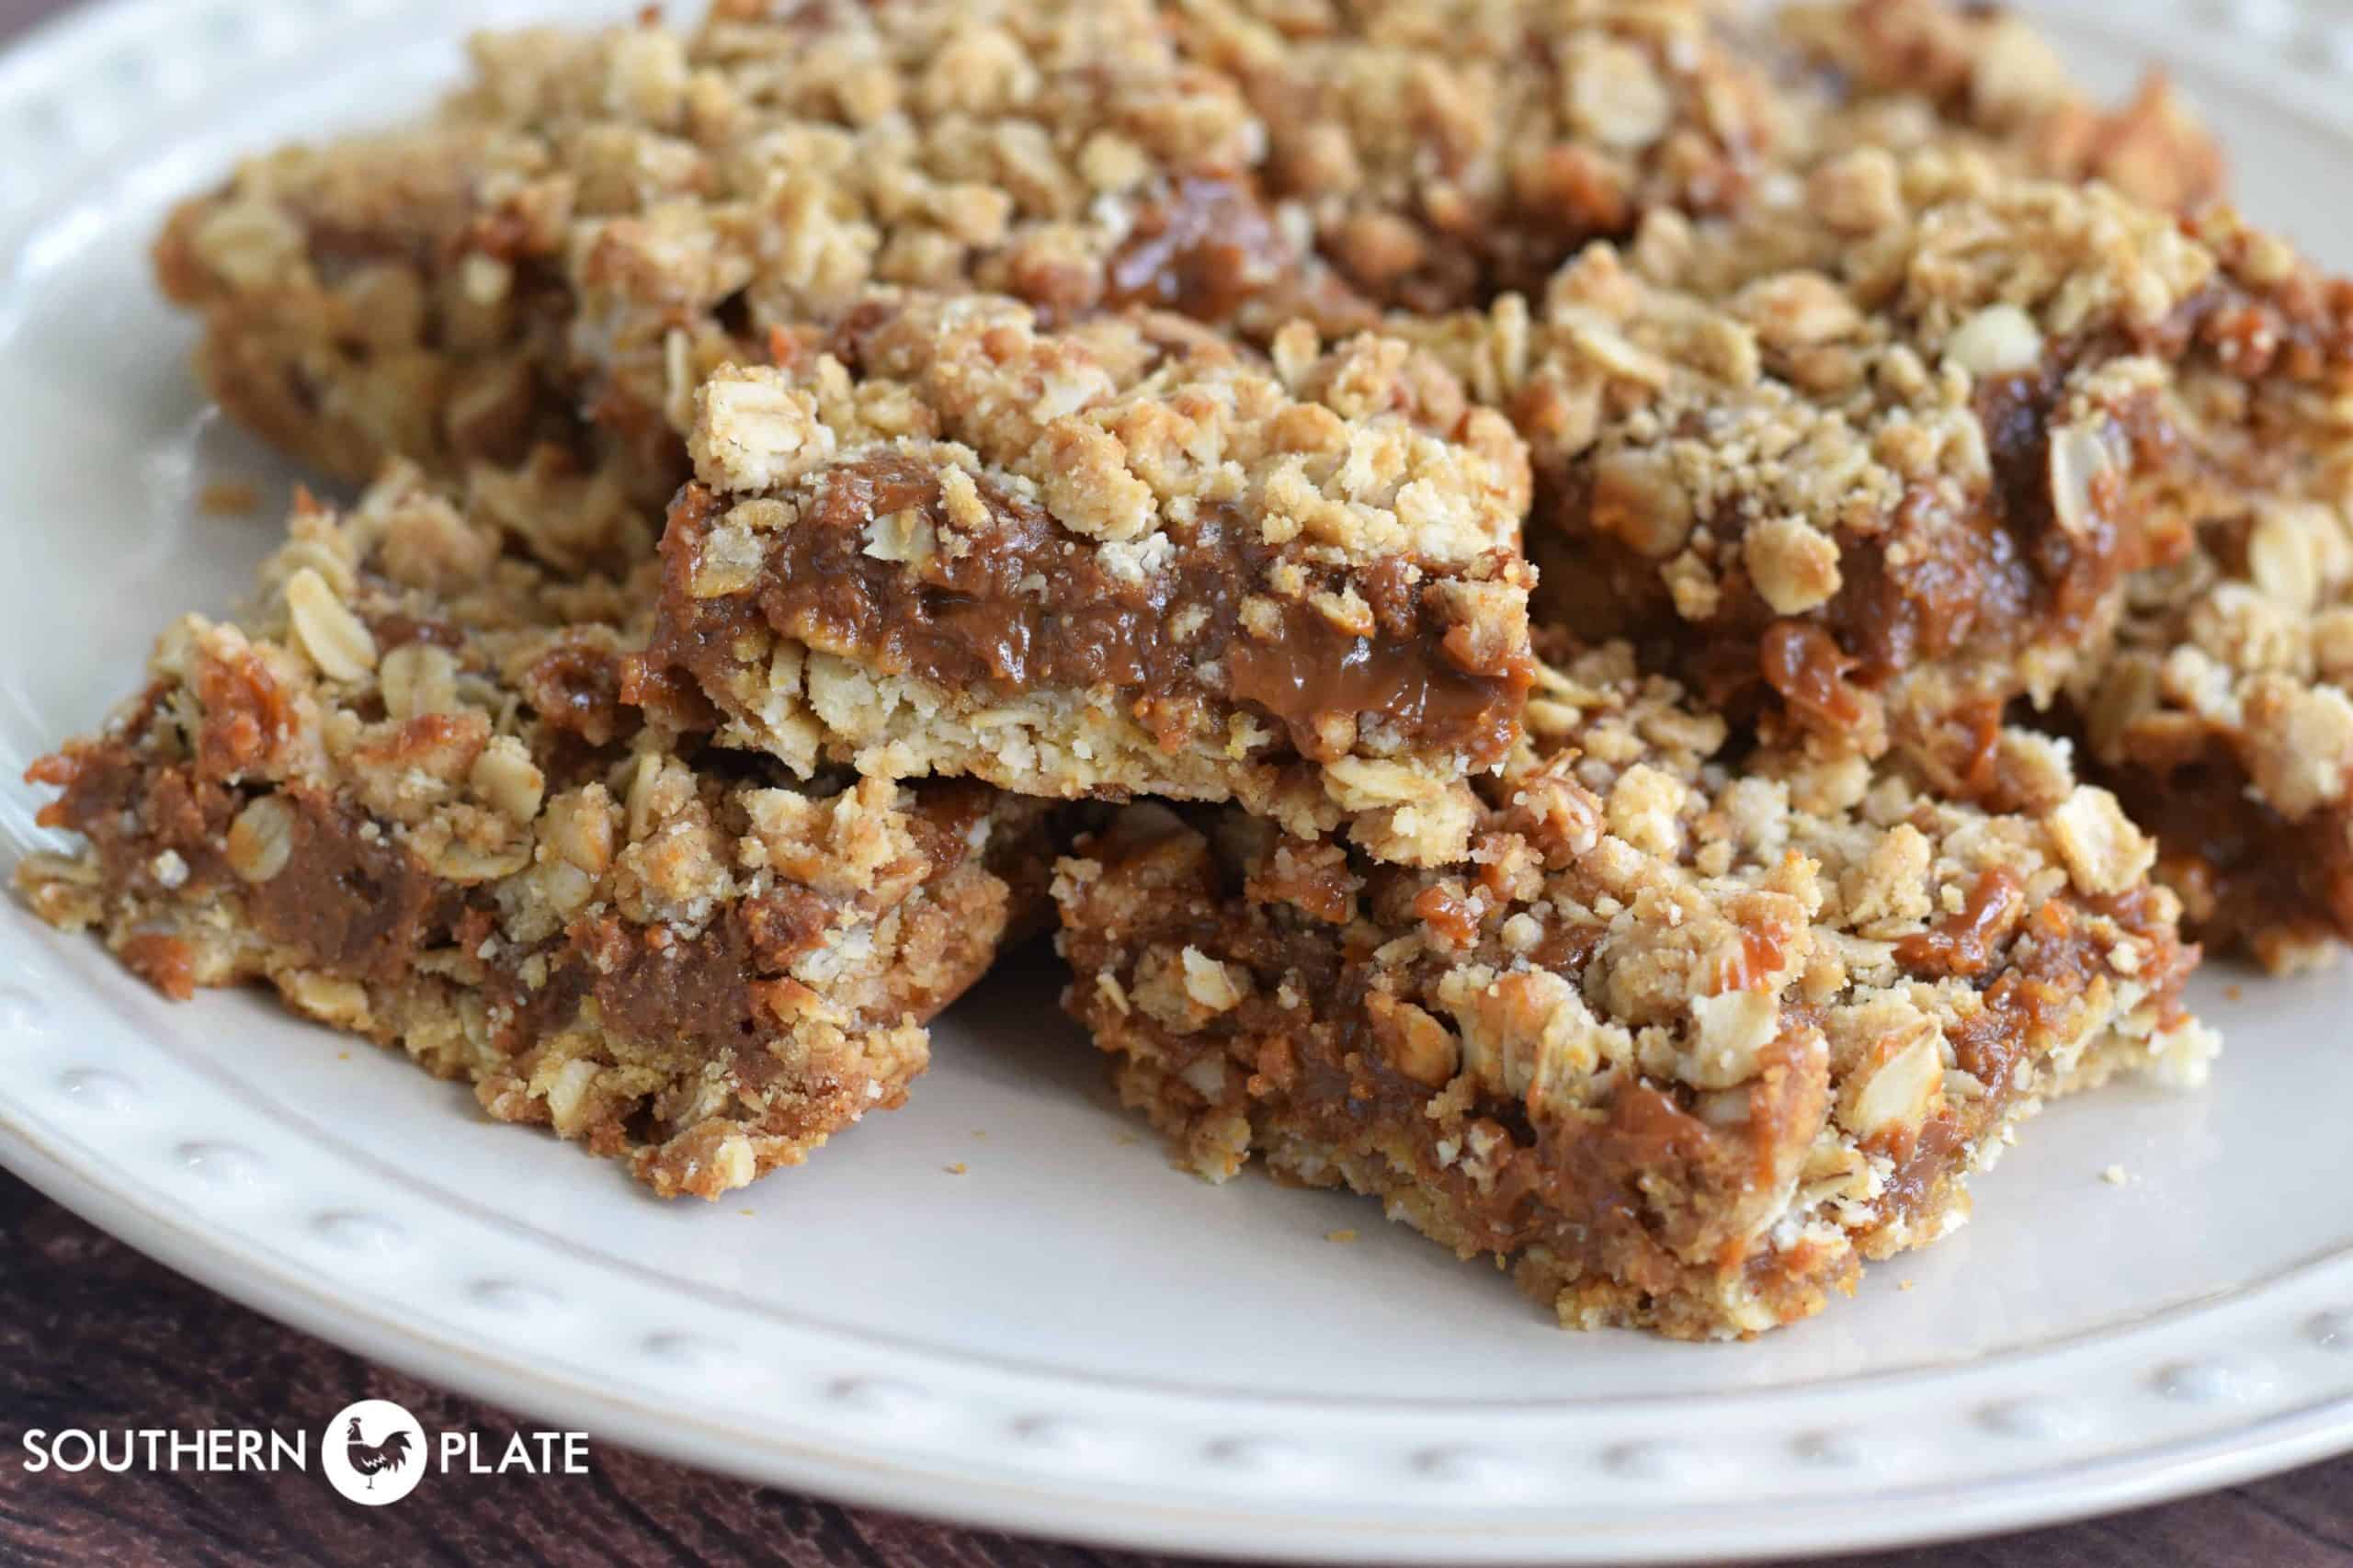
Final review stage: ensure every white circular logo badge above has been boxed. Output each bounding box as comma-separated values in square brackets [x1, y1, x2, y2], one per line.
[320, 1399, 426, 1505]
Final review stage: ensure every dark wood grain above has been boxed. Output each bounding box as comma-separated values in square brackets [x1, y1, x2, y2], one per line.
[2, 1169, 2348, 1568]
[0, 0, 2347, 1562]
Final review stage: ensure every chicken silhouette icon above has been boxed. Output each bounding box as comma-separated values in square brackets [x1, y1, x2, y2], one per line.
[341, 1416, 415, 1490]
[321, 1399, 427, 1504]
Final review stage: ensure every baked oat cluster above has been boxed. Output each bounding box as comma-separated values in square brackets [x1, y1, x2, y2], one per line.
[20, 467, 1054, 1198]
[1784, 0, 2224, 211]
[21, 0, 2351, 1337]
[1396, 147, 2353, 792]
[152, 0, 2214, 501]
[646, 292, 1535, 865]
[1056, 645, 2211, 1335]
[2074, 506, 2353, 972]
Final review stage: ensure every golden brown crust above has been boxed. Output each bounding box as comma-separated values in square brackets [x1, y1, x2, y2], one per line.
[154, 0, 2220, 495]
[1398, 150, 2353, 790]
[2071, 503, 2353, 971]
[17, 467, 1056, 1197]
[1782, 0, 2225, 211]
[640, 294, 1535, 864]
[1053, 645, 2212, 1337]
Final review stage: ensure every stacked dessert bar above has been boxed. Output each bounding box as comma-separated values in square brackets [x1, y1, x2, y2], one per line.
[22, 0, 2349, 1336]
[19, 467, 1059, 1197]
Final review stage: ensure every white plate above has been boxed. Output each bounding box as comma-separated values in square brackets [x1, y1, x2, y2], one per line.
[4, 0, 2353, 1561]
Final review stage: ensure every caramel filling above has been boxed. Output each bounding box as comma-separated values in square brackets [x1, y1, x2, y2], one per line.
[652, 455, 1529, 766]
[1103, 176, 1289, 323]
[29, 674, 1004, 1045]
[1063, 822, 2194, 1329]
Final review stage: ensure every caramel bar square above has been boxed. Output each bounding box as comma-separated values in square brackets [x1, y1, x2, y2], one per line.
[1053, 644, 2213, 1338]
[18, 467, 1053, 1197]
[152, 0, 1339, 498]
[2072, 506, 2353, 972]
[1399, 150, 2348, 794]
[155, 0, 2183, 503]
[643, 293, 1536, 865]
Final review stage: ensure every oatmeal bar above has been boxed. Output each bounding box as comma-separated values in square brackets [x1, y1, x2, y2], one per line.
[1782, 0, 2224, 212]
[16, 467, 1053, 1197]
[1165, 0, 2220, 317]
[1398, 149, 2353, 792]
[2043, 237, 2353, 974]
[2071, 509, 2353, 972]
[1162, 0, 1793, 312]
[640, 292, 1535, 866]
[154, 0, 2177, 501]
[1054, 644, 2212, 1338]
[152, 0, 1343, 499]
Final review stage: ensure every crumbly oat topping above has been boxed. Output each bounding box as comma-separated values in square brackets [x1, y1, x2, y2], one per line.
[48, 0, 2300, 1335]
[154, 0, 2219, 498]
[17, 467, 1052, 1197]
[1782, 0, 2224, 212]
[158, 0, 1318, 496]
[643, 293, 1536, 865]
[2072, 498, 2353, 970]
[1165, 0, 1793, 310]
[1397, 147, 2353, 784]
[1055, 642, 2208, 1337]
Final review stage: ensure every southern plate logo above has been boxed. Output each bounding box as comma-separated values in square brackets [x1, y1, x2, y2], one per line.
[319, 1399, 426, 1506]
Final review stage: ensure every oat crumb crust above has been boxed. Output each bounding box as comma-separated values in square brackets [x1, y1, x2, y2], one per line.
[1054, 645, 2211, 1338]
[20, 468, 1053, 1198]
[30, 0, 2350, 1339]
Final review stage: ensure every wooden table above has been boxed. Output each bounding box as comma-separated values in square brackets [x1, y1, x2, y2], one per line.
[1, 1, 2348, 1562]
[0, 1171, 2345, 1566]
